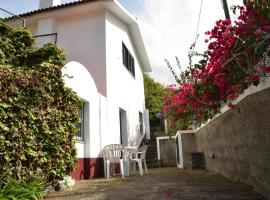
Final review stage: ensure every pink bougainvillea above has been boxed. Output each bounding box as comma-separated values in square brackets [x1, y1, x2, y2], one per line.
[164, 2, 270, 127]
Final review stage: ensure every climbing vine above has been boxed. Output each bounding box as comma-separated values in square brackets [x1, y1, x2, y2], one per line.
[0, 20, 81, 186]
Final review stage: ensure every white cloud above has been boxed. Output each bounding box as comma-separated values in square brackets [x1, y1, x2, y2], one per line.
[135, 0, 243, 86]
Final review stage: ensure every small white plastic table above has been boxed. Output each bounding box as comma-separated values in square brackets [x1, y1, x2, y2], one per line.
[124, 146, 138, 176]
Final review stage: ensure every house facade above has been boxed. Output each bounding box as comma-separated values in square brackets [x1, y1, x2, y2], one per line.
[19, 0, 151, 180]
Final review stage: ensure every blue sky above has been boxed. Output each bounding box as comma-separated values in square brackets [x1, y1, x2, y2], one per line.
[0, 0, 140, 15]
[0, 0, 243, 85]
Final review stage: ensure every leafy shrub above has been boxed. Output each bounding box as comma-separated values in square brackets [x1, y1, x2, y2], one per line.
[143, 74, 167, 120]
[0, 169, 47, 200]
[0, 20, 81, 185]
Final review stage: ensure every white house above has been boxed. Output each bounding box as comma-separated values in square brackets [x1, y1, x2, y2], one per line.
[19, 0, 151, 180]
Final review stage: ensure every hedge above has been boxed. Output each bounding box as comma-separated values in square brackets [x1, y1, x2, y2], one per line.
[0, 20, 81, 186]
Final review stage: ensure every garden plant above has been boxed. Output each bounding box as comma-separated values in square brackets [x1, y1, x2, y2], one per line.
[0, 20, 81, 199]
[164, 0, 270, 128]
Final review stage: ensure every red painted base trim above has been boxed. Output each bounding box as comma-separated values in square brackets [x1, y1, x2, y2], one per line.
[70, 158, 104, 180]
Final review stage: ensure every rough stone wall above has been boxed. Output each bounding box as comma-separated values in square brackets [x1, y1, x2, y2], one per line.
[183, 152, 205, 169]
[195, 88, 270, 197]
[160, 139, 177, 167]
[181, 133, 197, 168]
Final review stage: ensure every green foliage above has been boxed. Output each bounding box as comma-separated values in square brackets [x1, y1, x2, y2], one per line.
[0, 169, 47, 200]
[143, 74, 167, 120]
[167, 115, 193, 132]
[0, 20, 81, 186]
[244, 0, 270, 19]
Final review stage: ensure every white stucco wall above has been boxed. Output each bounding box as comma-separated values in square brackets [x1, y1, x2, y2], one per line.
[62, 61, 100, 158]
[103, 11, 146, 148]
[37, 18, 56, 35]
[26, 5, 148, 159]
[57, 10, 107, 96]
[27, 23, 38, 36]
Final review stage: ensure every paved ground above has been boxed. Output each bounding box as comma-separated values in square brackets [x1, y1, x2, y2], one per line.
[45, 168, 267, 200]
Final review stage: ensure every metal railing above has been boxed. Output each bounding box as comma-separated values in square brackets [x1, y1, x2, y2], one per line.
[34, 33, 58, 47]
[0, 8, 25, 28]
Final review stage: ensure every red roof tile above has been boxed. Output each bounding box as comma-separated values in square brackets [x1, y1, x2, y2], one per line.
[19, 0, 100, 17]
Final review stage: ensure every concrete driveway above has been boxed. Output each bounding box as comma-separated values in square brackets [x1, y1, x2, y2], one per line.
[45, 168, 266, 200]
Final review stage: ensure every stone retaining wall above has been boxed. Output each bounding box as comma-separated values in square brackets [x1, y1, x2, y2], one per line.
[181, 133, 197, 168]
[159, 139, 177, 167]
[195, 87, 270, 197]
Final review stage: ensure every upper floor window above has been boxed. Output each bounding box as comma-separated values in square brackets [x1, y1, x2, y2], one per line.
[122, 42, 135, 77]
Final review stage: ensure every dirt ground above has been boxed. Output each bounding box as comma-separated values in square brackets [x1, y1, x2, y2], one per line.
[44, 168, 266, 200]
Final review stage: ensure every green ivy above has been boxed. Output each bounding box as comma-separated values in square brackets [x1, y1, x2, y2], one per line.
[0, 20, 81, 186]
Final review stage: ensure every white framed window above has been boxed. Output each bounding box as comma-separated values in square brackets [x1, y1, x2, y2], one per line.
[122, 42, 135, 77]
[76, 103, 84, 141]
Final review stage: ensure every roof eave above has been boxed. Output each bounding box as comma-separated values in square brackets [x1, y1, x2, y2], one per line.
[105, 0, 152, 72]
[18, 0, 100, 18]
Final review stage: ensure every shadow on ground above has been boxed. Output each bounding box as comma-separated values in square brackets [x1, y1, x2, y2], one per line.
[45, 168, 267, 200]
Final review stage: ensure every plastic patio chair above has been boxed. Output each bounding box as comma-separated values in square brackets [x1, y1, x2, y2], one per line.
[102, 144, 125, 179]
[127, 145, 148, 176]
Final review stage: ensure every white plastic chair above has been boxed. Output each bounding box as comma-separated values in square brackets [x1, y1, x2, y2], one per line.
[127, 145, 148, 176]
[102, 144, 125, 179]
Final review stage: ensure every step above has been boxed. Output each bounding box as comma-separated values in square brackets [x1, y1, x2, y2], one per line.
[146, 159, 162, 168]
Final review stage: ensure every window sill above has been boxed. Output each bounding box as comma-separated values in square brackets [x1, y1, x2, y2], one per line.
[75, 140, 85, 144]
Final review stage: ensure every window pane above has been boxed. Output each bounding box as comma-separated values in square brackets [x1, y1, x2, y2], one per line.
[122, 43, 125, 66]
[76, 103, 84, 141]
[122, 42, 135, 77]
[131, 58, 135, 76]
[127, 52, 131, 71]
